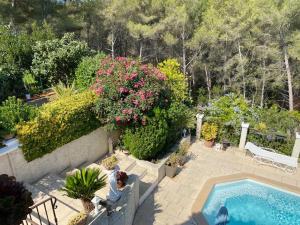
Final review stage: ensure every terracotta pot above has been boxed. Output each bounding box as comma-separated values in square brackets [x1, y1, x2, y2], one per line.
[80, 199, 94, 214]
[165, 165, 177, 178]
[204, 140, 214, 148]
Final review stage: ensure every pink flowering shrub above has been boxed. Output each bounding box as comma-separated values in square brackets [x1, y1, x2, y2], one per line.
[92, 57, 169, 128]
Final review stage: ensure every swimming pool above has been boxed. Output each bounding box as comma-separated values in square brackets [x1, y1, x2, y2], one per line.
[202, 179, 300, 225]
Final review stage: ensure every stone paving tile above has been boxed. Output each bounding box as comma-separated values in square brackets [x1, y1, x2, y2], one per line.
[133, 141, 300, 225]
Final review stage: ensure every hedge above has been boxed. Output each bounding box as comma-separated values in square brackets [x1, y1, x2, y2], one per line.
[17, 91, 100, 161]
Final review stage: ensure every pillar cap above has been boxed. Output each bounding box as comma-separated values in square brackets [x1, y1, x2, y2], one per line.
[241, 122, 250, 128]
[196, 114, 204, 119]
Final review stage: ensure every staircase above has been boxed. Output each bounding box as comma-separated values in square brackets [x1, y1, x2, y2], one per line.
[25, 152, 157, 225]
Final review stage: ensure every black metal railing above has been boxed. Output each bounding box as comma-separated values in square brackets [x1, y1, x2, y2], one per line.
[22, 196, 58, 225]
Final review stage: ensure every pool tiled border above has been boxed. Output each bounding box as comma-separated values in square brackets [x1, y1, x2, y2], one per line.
[192, 172, 300, 225]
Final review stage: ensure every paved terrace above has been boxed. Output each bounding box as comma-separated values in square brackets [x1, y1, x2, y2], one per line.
[133, 141, 300, 225]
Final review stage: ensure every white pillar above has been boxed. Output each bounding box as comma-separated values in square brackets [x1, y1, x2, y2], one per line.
[108, 137, 113, 154]
[292, 132, 300, 158]
[196, 114, 204, 140]
[239, 122, 249, 150]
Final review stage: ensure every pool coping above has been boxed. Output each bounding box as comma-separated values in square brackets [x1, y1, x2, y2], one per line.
[191, 172, 300, 225]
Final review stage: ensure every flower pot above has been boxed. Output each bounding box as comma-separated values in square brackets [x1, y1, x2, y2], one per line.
[25, 94, 31, 101]
[204, 140, 214, 148]
[81, 199, 95, 214]
[165, 165, 178, 178]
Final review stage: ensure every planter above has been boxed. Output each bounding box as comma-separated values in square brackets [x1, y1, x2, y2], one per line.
[165, 165, 177, 178]
[81, 199, 95, 214]
[204, 140, 214, 148]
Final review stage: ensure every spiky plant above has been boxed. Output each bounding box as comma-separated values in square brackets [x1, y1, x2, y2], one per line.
[0, 174, 34, 225]
[52, 81, 77, 99]
[61, 168, 106, 213]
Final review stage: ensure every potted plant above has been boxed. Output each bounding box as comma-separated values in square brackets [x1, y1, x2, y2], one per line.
[22, 71, 37, 101]
[61, 168, 107, 213]
[101, 155, 118, 171]
[165, 152, 181, 178]
[67, 212, 88, 225]
[0, 174, 34, 225]
[201, 122, 218, 148]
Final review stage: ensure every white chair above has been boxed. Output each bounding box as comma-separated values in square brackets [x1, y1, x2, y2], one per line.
[244, 142, 298, 173]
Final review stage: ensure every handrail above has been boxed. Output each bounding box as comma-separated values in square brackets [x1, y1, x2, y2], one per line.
[22, 196, 58, 225]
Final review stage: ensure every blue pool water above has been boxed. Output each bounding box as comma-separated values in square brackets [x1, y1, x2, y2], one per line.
[202, 179, 300, 225]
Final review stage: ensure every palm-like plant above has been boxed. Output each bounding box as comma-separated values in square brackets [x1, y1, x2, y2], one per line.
[61, 168, 107, 213]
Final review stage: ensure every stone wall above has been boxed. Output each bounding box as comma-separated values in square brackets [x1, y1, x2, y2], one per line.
[89, 174, 139, 225]
[0, 127, 108, 183]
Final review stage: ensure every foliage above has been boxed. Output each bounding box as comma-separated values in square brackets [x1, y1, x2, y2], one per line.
[0, 174, 34, 225]
[51, 81, 77, 100]
[204, 94, 251, 145]
[0, 97, 37, 135]
[92, 57, 168, 129]
[165, 152, 182, 167]
[0, 23, 55, 102]
[67, 212, 87, 225]
[17, 91, 100, 161]
[61, 168, 106, 201]
[247, 106, 300, 155]
[75, 53, 106, 91]
[122, 108, 168, 160]
[22, 71, 37, 94]
[158, 59, 188, 103]
[31, 33, 91, 88]
[165, 102, 195, 146]
[204, 94, 300, 155]
[101, 155, 118, 170]
[201, 122, 218, 141]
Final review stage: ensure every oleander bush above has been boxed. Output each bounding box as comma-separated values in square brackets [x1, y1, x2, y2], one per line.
[0, 97, 37, 137]
[122, 108, 168, 160]
[92, 57, 168, 129]
[17, 91, 100, 161]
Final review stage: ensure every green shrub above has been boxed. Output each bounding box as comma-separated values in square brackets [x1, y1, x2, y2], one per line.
[75, 53, 106, 91]
[51, 81, 77, 100]
[17, 91, 100, 161]
[0, 97, 37, 136]
[0, 174, 34, 225]
[165, 102, 195, 146]
[122, 109, 168, 160]
[158, 59, 188, 103]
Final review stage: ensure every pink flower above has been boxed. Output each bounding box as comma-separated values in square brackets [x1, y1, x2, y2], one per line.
[133, 114, 138, 121]
[95, 86, 104, 95]
[119, 87, 129, 94]
[115, 116, 122, 122]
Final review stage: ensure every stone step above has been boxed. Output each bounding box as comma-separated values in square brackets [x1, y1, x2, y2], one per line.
[118, 157, 136, 172]
[27, 177, 80, 225]
[127, 164, 147, 179]
[139, 173, 156, 199]
[34, 174, 83, 212]
[60, 161, 90, 178]
[25, 183, 49, 203]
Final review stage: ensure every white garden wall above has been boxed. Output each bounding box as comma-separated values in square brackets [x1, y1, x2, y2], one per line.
[0, 127, 109, 183]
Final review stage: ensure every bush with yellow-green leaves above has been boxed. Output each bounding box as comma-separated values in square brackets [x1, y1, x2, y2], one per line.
[17, 91, 100, 161]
